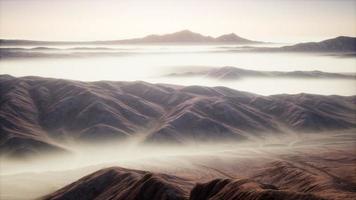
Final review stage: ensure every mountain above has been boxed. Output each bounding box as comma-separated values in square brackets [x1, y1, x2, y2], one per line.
[0, 30, 261, 46]
[166, 66, 356, 80]
[43, 167, 193, 200]
[1, 75, 355, 157]
[43, 166, 328, 200]
[249, 36, 356, 53]
[44, 167, 325, 200]
[215, 33, 254, 43]
[280, 36, 356, 52]
[123, 30, 216, 43]
[126, 30, 258, 44]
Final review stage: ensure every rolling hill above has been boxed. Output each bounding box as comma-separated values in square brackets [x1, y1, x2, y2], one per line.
[1, 75, 355, 157]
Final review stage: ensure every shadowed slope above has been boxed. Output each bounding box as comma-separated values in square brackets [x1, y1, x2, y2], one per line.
[43, 167, 193, 200]
[253, 160, 356, 199]
[189, 178, 326, 200]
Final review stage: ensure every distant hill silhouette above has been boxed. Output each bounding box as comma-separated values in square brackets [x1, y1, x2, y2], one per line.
[0, 30, 261, 46]
[280, 36, 356, 52]
[249, 36, 356, 53]
[166, 66, 356, 80]
[123, 30, 216, 43]
[123, 30, 258, 44]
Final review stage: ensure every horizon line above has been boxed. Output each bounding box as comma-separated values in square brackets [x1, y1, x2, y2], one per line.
[0, 29, 355, 43]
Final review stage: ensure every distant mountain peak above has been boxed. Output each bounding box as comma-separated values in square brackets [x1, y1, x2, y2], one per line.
[135, 30, 259, 43]
[216, 33, 251, 43]
[175, 29, 196, 34]
[0, 30, 263, 45]
[334, 35, 351, 40]
[137, 30, 214, 43]
[226, 33, 238, 36]
[169, 30, 206, 37]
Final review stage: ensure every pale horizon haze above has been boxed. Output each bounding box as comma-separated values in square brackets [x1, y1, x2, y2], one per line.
[0, 0, 356, 43]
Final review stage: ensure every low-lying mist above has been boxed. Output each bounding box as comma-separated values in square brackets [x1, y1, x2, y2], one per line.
[1, 43, 356, 96]
[1, 131, 355, 200]
[1, 131, 351, 175]
[0, 139, 260, 175]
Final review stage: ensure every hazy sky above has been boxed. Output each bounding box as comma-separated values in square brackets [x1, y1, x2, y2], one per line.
[0, 0, 355, 42]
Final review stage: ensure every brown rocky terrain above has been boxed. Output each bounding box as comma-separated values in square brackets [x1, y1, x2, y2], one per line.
[1, 75, 355, 157]
[43, 167, 330, 200]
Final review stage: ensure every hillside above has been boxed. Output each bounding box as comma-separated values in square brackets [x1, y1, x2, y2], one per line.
[44, 161, 356, 200]
[43, 167, 327, 200]
[43, 167, 193, 200]
[1, 75, 355, 157]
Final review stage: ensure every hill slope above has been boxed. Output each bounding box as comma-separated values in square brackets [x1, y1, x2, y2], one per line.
[43, 167, 193, 200]
[44, 167, 329, 200]
[1, 75, 355, 157]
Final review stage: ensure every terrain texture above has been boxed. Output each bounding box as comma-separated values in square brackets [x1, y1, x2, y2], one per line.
[1, 75, 355, 157]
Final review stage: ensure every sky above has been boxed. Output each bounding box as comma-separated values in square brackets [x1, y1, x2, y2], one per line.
[0, 0, 355, 43]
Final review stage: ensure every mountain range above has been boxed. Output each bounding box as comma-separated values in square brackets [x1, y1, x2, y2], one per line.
[1, 75, 355, 157]
[166, 66, 356, 80]
[0, 34, 355, 61]
[279, 36, 356, 52]
[252, 36, 356, 53]
[0, 30, 260, 46]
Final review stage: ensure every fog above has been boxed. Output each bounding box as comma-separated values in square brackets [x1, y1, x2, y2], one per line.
[1, 44, 356, 199]
[1, 130, 355, 200]
[1, 129, 331, 176]
[0, 137, 286, 175]
[0, 138, 282, 199]
[1, 44, 356, 95]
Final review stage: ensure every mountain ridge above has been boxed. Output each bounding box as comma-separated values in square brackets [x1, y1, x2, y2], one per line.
[0, 30, 260, 46]
[1, 75, 355, 157]
[166, 66, 356, 80]
[250, 36, 356, 53]
[43, 166, 328, 200]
